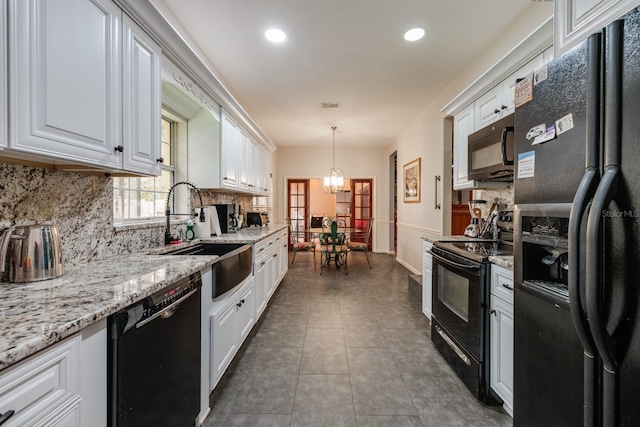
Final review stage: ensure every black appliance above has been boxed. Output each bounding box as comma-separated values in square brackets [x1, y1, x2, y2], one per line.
[430, 235, 512, 405]
[513, 7, 640, 426]
[467, 113, 515, 182]
[214, 204, 238, 233]
[108, 273, 202, 427]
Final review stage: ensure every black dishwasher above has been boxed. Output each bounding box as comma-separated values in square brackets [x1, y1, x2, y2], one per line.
[108, 272, 202, 427]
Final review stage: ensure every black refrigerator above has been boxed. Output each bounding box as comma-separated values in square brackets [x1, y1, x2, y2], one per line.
[513, 5, 640, 427]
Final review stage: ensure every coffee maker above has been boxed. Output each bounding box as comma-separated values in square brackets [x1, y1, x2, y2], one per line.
[214, 204, 238, 233]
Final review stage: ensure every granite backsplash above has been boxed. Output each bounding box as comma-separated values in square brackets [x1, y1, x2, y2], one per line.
[0, 162, 253, 267]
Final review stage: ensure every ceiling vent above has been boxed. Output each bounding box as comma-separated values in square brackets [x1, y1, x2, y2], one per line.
[321, 102, 340, 109]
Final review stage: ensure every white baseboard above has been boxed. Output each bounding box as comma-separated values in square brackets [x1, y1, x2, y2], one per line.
[395, 257, 420, 275]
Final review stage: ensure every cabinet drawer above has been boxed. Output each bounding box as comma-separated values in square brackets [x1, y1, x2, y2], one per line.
[491, 264, 514, 304]
[0, 336, 80, 427]
[254, 238, 271, 262]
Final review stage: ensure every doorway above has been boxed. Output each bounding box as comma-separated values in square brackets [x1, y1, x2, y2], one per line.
[287, 179, 310, 248]
[351, 179, 373, 249]
[389, 152, 397, 255]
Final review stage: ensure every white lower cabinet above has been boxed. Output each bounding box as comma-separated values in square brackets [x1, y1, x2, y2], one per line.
[0, 335, 81, 427]
[254, 256, 268, 319]
[490, 264, 514, 417]
[422, 240, 433, 320]
[210, 276, 255, 391]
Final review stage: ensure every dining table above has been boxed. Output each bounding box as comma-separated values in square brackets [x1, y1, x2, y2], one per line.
[307, 227, 363, 271]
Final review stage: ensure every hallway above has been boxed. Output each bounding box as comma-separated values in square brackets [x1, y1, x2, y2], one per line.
[204, 252, 512, 426]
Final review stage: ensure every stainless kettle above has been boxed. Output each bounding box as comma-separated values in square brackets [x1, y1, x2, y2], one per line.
[0, 225, 63, 282]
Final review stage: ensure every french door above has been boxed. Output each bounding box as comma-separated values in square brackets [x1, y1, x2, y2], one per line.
[351, 179, 373, 249]
[287, 179, 310, 248]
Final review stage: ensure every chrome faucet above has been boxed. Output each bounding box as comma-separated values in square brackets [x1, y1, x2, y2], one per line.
[165, 181, 206, 244]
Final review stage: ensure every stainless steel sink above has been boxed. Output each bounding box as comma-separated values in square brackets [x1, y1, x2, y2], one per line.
[163, 243, 253, 298]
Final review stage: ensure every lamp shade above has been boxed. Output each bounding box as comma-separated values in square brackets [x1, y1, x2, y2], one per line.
[321, 126, 346, 194]
[321, 167, 345, 194]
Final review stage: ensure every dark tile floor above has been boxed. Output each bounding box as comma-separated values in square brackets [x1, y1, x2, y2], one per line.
[203, 251, 512, 427]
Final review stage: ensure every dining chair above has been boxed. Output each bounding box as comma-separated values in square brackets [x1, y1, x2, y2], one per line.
[288, 218, 316, 268]
[348, 217, 374, 268]
[319, 218, 349, 275]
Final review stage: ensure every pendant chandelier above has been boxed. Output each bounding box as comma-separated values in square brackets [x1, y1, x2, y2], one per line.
[321, 126, 346, 194]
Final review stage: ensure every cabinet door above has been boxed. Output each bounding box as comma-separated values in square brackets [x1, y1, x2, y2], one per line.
[220, 109, 239, 189]
[280, 233, 288, 281]
[255, 258, 268, 319]
[210, 301, 237, 386]
[422, 241, 433, 320]
[0, 0, 7, 149]
[474, 85, 503, 129]
[0, 335, 80, 427]
[501, 54, 544, 116]
[122, 14, 162, 175]
[9, 0, 121, 168]
[491, 264, 514, 305]
[237, 280, 255, 343]
[452, 104, 475, 190]
[239, 130, 252, 190]
[555, 0, 640, 56]
[490, 295, 514, 416]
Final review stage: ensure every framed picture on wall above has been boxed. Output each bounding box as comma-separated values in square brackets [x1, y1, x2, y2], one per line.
[403, 158, 421, 203]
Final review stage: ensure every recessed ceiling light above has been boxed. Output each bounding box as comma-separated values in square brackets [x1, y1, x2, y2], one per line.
[404, 28, 425, 42]
[265, 28, 286, 43]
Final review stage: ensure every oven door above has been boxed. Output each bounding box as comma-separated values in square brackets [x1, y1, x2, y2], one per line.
[430, 247, 483, 359]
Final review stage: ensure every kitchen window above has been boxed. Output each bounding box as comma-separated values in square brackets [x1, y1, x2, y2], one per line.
[113, 116, 177, 222]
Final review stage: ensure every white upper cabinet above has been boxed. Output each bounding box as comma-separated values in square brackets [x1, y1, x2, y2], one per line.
[500, 55, 544, 117]
[452, 104, 475, 190]
[0, 0, 7, 149]
[475, 55, 544, 130]
[474, 85, 504, 130]
[9, 0, 122, 168]
[239, 129, 252, 191]
[7, 0, 163, 175]
[122, 13, 162, 176]
[220, 108, 240, 189]
[555, 0, 640, 56]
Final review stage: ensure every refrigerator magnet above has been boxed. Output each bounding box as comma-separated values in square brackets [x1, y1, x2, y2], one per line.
[532, 125, 556, 145]
[526, 123, 546, 140]
[534, 65, 548, 86]
[555, 113, 574, 135]
[515, 76, 534, 108]
[518, 151, 535, 179]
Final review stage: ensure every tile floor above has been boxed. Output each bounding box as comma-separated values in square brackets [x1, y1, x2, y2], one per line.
[203, 251, 512, 427]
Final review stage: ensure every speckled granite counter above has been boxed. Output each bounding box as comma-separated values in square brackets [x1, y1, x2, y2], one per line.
[146, 224, 288, 254]
[0, 224, 288, 372]
[421, 235, 494, 243]
[0, 254, 216, 371]
[488, 255, 514, 269]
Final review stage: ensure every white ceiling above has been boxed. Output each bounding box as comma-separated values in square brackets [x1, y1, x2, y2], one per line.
[157, 0, 535, 148]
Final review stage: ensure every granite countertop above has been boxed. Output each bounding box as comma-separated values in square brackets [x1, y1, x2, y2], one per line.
[422, 235, 495, 243]
[0, 224, 288, 372]
[146, 224, 288, 254]
[488, 255, 514, 270]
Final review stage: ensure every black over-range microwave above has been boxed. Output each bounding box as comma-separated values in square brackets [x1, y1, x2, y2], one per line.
[467, 113, 514, 182]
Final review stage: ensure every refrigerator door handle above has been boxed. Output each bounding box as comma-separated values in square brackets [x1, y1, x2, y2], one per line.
[500, 126, 514, 166]
[586, 166, 619, 427]
[588, 19, 623, 427]
[568, 31, 602, 427]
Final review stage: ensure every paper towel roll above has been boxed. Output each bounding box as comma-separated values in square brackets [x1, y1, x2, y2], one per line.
[195, 219, 211, 238]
